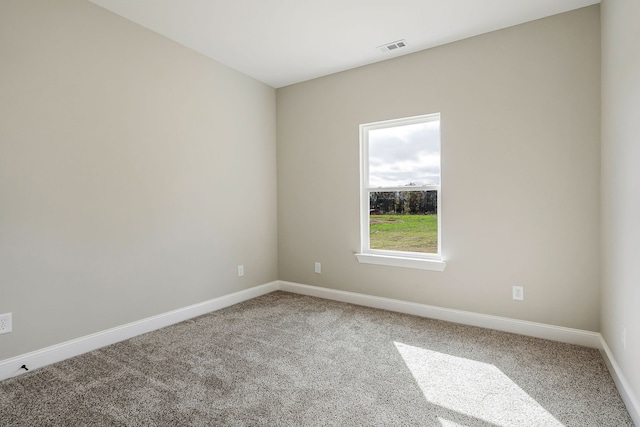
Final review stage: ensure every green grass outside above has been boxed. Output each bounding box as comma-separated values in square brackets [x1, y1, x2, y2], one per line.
[370, 214, 438, 253]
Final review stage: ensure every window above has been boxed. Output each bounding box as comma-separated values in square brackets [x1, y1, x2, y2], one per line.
[356, 113, 446, 271]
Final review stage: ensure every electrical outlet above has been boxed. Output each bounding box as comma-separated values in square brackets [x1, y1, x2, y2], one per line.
[0, 313, 12, 334]
[314, 262, 321, 274]
[237, 265, 244, 277]
[622, 325, 627, 350]
[512, 285, 524, 301]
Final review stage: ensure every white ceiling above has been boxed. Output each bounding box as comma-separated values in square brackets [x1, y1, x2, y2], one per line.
[89, 0, 599, 88]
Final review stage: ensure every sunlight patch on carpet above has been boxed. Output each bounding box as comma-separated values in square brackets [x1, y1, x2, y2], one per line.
[437, 417, 469, 427]
[395, 342, 565, 427]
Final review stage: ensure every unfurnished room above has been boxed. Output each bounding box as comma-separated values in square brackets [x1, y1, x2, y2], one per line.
[0, 0, 638, 425]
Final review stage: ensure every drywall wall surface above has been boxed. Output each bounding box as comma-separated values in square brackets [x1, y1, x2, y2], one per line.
[0, 0, 277, 360]
[277, 6, 601, 331]
[601, 0, 640, 407]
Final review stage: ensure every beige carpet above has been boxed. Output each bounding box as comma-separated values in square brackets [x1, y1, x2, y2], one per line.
[0, 291, 633, 426]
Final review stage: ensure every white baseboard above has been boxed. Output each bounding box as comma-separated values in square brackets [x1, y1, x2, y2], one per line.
[0, 281, 279, 382]
[278, 281, 602, 348]
[600, 336, 640, 426]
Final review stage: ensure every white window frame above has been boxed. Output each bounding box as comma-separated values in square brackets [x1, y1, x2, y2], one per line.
[355, 113, 446, 272]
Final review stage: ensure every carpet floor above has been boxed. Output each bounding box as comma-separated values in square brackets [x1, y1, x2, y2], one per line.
[0, 291, 633, 426]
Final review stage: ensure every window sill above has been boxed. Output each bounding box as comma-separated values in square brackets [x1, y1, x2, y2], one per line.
[355, 253, 447, 272]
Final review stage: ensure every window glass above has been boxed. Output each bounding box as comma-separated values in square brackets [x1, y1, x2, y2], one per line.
[360, 114, 441, 259]
[368, 120, 440, 187]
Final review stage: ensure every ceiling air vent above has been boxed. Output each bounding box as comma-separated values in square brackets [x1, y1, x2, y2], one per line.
[378, 39, 407, 52]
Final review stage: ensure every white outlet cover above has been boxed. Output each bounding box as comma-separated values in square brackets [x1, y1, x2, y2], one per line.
[237, 265, 244, 277]
[512, 286, 524, 301]
[314, 262, 321, 274]
[0, 313, 12, 334]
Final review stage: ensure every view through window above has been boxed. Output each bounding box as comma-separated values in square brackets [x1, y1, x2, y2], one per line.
[361, 113, 441, 258]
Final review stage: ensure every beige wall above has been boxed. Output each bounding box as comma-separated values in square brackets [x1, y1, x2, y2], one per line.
[601, 0, 640, 408]
[0, 0, 278, 360]
[277, 6, 601, 331]
[0, 1, 608, 364]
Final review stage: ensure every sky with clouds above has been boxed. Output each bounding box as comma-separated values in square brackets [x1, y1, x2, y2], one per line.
[368, 120, 440, 188]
